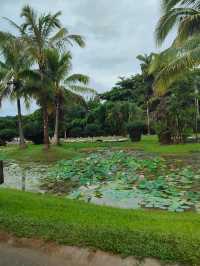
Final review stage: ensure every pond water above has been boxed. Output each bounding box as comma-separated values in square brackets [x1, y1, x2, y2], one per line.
[1, 151, 200, 213]
[1, 160, 48, 193]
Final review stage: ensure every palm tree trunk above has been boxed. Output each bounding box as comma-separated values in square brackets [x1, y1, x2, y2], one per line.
[146, 100, 150, 135]
[53, 99, 60, 145]
[195, 96, 199, 143]
[17, 98, 26, 149]
[43, 105, 50, 150]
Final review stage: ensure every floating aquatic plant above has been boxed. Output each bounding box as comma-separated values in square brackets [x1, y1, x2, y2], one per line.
[45, 151, 200, 212]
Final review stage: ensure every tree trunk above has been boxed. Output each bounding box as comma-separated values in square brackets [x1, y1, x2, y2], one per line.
[195, 97, 199, 143]
[53, 98, 60, 145]
[0, 160, 4, 184]
[17, 98, 26, 149]
[43, 106, 50, 150]
[146, 100, 150, 135]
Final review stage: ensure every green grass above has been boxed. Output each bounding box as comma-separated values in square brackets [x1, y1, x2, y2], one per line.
[1, 135, 200, 162]
[0, 189, 200, 265]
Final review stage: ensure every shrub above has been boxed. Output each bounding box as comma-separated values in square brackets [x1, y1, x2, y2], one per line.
[0, 139, 6, 146]
[69, 127, 85, 138]
[127, 121, 145, 142]
[0, 128, 17, 142]
[84, 123, 103, 137]
[24, 122, 43, 144]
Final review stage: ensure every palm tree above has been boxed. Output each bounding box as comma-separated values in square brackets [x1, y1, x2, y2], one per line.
[137, 54, 153, 74]
[154, 0, 200, 92]
[156, 0, 200, 46]
[4, 5, 85, 149]
[44, 48, 95, 145]
[137, 54, 154, 135]
[0, 37, 31, 148]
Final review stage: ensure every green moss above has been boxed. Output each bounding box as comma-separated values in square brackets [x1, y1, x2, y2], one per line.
[0, 189, 200, 265]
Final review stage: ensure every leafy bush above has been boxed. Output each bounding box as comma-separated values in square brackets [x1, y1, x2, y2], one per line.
[127, 121, 145, 142]
[84, 123, 103, 137]
[0, 139, 6, 146]
[69, 126, 85, 138]
[0, 128, 17, 142]
[24, 122, 43, 144]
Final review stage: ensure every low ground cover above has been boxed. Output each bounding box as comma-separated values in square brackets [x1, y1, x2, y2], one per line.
[0, 189, 200, 265]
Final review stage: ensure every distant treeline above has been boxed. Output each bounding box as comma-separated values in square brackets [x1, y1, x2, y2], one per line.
[1, 70, 200, 144]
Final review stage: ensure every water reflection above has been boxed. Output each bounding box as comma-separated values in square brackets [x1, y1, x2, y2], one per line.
[0, 161, 48, 192]
[22, 175, 26, 191]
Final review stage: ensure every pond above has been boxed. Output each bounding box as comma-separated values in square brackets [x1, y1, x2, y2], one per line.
[1, 160, 48, 193]
[1, 150, 200, 213]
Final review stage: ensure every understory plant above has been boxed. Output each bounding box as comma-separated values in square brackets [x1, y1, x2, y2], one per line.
[127, 121, 145, 142]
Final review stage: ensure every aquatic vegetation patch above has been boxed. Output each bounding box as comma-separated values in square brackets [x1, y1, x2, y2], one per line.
[45, 151, 200, 212]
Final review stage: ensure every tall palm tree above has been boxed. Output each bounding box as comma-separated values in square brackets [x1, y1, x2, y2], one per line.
[0, 37, 31, 148]
[154, 0, 200, 92]
[4, 5, 85, 149]
[44, 48, 95, 145]
[137, 54, 154, 135]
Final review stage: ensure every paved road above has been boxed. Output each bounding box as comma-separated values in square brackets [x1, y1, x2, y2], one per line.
[0, 243, 72, 266]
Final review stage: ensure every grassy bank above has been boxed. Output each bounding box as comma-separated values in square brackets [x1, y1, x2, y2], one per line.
[1, 135, 200, 162]
[0, 189, 200, 265]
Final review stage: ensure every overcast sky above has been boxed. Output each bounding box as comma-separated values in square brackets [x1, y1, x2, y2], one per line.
[0, 0, 172, 116]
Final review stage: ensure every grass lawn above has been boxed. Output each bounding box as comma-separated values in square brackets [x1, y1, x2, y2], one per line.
[0, 188, 200, 265]
[1, 135, 200, 162]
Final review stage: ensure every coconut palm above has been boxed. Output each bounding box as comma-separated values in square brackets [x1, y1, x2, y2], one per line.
[137, 54, 154, 135]
[0, 37, 32, 148]
[44, 48, 95, 145]
[4, 5, 85, 149]
[156, 0, 200, 46]
[154, 0, 200, 93]
[137, 54, 154, 74]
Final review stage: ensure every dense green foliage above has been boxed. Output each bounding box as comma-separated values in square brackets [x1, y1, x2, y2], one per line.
[1, 68, 199, 143]
[0, 189, 200, 265]
[152, 73, 200, 144]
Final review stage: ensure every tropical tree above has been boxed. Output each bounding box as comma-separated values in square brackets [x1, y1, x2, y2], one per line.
[156, 0, 200, 46]
[0, 37, 31, 148]
[137, 54, 154, 135]
[44, 48, 95, 145]
[154, 0, 200, 92]
[3, 5, 85, 149]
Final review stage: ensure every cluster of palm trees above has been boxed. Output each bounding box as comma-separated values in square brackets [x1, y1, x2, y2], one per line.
[153, 0, 200, 94]
[0, 5, 94, 149]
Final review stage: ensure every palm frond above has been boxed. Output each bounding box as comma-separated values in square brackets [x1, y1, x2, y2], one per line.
[176, 11, 200, 43]
[68, 85, 96, 95]
[155, 7, 197, 46]
[161, 0, 198, 12]
[2, 17, 23, 33]
[0, 31, 15, 46]
[67, 35, 85, 47]
[153, 44, 200, 94]
[65, 74, 90, 85]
